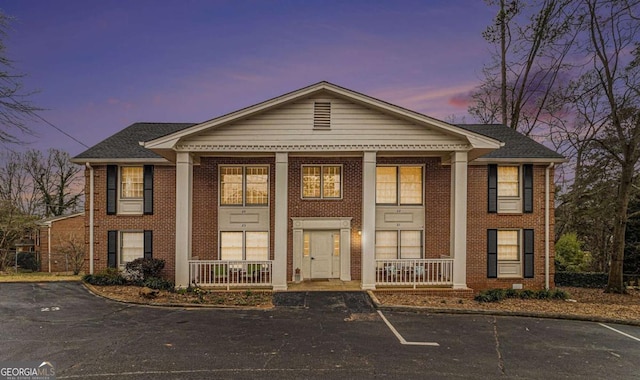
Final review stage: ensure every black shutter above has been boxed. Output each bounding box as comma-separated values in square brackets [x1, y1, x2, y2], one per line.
[107, 230, 117, 268]
[523, 164, 533, 213]
[106, 165, 117, 215]
[143, 165, 154, 215]
[144, 230, 153, 259]
[487, 229, 498, 278]
[523, 229, 534, 278]
[488, 164, 498, 213]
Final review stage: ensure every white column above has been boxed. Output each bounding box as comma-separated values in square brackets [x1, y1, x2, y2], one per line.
[361, 151, 377, 289]
[273, 152, 288, 290]
[175, 152, 193, 288]
[451, 151, 468, 289]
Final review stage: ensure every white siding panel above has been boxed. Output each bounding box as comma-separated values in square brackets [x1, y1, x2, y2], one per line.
[181, 95, 467, 148]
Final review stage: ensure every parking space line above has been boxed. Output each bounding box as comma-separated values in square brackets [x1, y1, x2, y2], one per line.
[377, 310, 439, 346]
[599, 323, 640, 342]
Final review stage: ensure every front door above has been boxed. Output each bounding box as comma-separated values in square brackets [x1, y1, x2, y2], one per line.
[309, 230, 338, 279]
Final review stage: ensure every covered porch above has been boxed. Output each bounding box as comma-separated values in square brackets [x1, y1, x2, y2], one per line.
[188, 257, 456, 290]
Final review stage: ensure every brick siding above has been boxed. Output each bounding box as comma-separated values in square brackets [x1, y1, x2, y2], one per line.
[37, 214, 84, 272]
[84, 160, 555, 290]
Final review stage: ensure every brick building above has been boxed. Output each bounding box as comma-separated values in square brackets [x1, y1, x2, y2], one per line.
[72, 82, 564, 291]
[36, 212, 85, 273]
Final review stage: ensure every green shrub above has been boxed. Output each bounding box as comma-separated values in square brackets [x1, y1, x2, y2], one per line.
[550, 289, 569, 299]
[555, 272, 608, 288]
[17, 252, 39, 272]
[504, 288, 519, 298]
[125, 258, 165, 281]
[475, 288, 570, 302]
[534, 289, 552, 299]
[474, 289, 507, 302]
[555, 233, 590, 272]
[143, 277, 174, 291]
[83, 268, 125, 286]
[519, 289, 535, 299]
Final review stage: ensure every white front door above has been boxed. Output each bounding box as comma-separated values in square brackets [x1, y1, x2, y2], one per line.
[309, 231, 338, 279]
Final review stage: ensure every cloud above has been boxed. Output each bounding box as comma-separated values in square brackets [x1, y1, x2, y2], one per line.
[448, 92, 474, 108]
[371, 83, 479, 118]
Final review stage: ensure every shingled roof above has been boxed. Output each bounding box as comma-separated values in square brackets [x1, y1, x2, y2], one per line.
[457, 124, 564, 160]
[73, 122, 195, 160]
[73, 121, 563, 162]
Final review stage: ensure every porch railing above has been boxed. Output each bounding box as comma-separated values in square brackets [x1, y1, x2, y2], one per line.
[375, 258, 454, 287]
[189, 260, 272, 289]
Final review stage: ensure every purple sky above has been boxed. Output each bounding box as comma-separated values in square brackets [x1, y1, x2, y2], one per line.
[3, 1, 495, 156]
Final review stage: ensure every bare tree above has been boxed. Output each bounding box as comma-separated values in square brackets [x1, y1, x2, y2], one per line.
[24, 149, 82, 217]
[470, 0, 582, 136]
[57, 233, 85, 275]
[0, 199, 37, 271]
[0, 149, 82, 219]
[0, 11, 40, 145]
[0, 151, 40, 215]
[571, 0, 640, 293]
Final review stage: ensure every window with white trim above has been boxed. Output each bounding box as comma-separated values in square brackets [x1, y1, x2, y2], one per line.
[497, 230, 520, 261]
[375, 230, 423, 259]
[302, 165, 342, 199]
[121, 167, 143, 199]
[220, 166, 268, 206]
[220, 231, 269, 261]
[376, 166, 423, 205]
[120, 232, 144, 265]
[498, 166, 519, 197]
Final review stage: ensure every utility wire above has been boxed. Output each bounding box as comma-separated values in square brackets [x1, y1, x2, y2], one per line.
[31, 111, 89, 148]
[7, 94, 90, 149]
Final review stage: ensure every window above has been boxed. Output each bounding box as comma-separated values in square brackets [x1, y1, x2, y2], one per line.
[120, 232, 144, 264]
[375, 230, 423, 259]
[487, 229, 534, 279]
[302, 165, 342, 199]
[220, 231, 269, 260]
[220, 166, 268, 206]
[121, 167, 144, 198]
[497, 230, 519, 261]
[107, 165, 153, 215]
[376, 166, 423, 205]
[498, 166, 519, 197]
[107, 230, 152, 268]
[488, 164, 533, 214]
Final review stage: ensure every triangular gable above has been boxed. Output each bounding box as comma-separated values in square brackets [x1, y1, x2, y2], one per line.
[143, 81, 501, 159]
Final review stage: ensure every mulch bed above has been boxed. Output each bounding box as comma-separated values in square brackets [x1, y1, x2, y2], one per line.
[86, 284, 273, 308]
[86, 283, 640, 324]
[374, 287, 640, 323]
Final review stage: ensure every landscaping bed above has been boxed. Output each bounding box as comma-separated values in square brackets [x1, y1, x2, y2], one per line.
[374, 287, 640, 323]
[86, 283, 273, 308]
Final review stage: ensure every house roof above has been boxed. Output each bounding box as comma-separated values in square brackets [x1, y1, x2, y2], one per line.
[72, 83, 564, 164]
[142, 81, 502, 159]
[37, 212, 85, 226]
[457, 124, 565, 162]
[72, 123, 195, 162]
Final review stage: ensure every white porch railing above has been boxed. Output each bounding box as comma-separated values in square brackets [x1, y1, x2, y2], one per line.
[189, 260, 272, 289]
[375, 259, 454, 288]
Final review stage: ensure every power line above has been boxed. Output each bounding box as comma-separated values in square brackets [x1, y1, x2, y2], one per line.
[7, 94, 90, 149]
[31, 111, 90, 149]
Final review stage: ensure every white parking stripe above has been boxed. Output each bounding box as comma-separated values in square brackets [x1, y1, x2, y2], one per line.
[377, 310, 439, 346]
[599, 323, 640, 342]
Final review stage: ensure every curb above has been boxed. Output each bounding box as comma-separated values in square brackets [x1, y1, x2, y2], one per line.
[366, 290, 640, 327]
[82, 282, 274, 311]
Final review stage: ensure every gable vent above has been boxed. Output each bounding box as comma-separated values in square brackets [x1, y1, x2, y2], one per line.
[313, 102, 331, 129]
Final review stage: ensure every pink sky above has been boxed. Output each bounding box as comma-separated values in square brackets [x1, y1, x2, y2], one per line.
[2, 1, 495, 155]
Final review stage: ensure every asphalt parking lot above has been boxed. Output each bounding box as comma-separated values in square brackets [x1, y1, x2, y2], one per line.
[1, 282, 639, 379]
